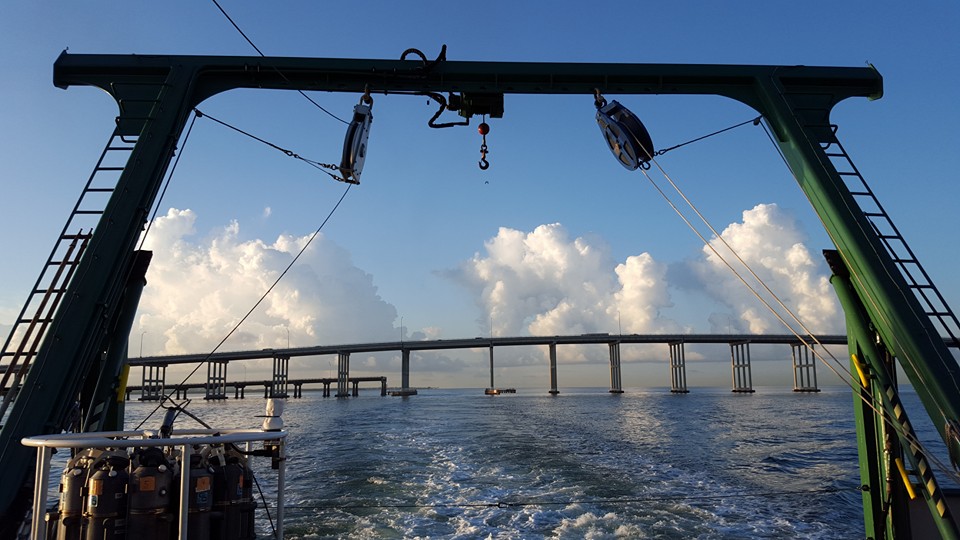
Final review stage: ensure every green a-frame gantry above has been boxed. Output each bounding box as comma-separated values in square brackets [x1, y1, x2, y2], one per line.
[1, 51, 959, 538]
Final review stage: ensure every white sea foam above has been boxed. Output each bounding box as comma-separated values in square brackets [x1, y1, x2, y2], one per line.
[122, 388, 874, 538]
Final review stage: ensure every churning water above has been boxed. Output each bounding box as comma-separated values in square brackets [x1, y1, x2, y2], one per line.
[121, 386, 946, 539]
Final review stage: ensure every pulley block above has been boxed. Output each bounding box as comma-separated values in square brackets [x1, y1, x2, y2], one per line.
[339, 101, 373, 184]
[596, 100, 654, 170]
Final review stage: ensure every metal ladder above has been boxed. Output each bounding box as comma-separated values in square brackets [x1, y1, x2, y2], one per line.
[0, 132, 136, 424]
[818, 125, 960, 347]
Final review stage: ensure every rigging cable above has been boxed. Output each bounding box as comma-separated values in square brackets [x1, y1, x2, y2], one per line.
[637, 130, 960, 484]
[137, 110, 200, 252]
[653, 116, 762, 157]
[195, 109, 351, 182]
[756, 119, 960, 442]
[210, 0, 348, 125]
[134, 181, 353, 430]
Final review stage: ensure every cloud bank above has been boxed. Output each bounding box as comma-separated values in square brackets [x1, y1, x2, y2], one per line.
[453, 204, 841, 344]
[691, 203, 842, 334]
[137, 208, 398, 355]
[122, 203, 841, 378]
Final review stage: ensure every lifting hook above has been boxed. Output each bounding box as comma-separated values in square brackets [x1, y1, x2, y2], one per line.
[478, 120, 490, 170]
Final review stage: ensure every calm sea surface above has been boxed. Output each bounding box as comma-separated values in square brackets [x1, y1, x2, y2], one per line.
[119, 386, 949, 539]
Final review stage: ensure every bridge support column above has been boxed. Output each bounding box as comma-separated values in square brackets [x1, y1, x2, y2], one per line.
[548, 343, 559, 395]
[488, 345, 495, 390]
[205, 360, 228, 400]
[323, 381, 331, 398]
[140, 364, 166, 401]
[608, 342, 624, 394]
[791, 343, 821, 392]
[293, 383, 303, 398]
[336, 352, 350, 397]
[381, 377, 387, 396]
[271, 354, 289, 398]
[352, 380, 360, 397]
[401, 349, 410, 390]
[669, 342, 689, 393]
[730, 342, 755, 393]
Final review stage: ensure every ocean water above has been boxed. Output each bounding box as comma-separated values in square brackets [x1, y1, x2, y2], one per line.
[119, 386, 946, 539]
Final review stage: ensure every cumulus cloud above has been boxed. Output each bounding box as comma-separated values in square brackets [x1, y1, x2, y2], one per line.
[450, 206, 841, 365]
[136, 208, 398, 356]
[452, 224, 683, 363]
[119, 203, 840, 382]
[691, 203, 842, 334]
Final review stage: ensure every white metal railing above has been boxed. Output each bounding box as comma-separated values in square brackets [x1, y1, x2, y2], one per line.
[22, 428, 286, 540]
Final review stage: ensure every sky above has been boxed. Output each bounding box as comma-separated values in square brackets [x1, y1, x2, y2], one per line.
[1, 2, 959, 389]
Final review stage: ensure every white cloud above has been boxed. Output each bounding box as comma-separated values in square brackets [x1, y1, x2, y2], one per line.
[122, 204, 841, 384]
[136, 208, 398, 356]
[450, 207, 841, 366]
[452, 223, 682, 363]
[691, 203, 842, 334]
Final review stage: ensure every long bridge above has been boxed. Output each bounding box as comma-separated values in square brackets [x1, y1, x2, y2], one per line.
[126, 333, 849, 399]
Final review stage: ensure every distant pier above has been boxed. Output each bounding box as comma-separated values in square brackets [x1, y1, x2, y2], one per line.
[125, 376, 387, 401]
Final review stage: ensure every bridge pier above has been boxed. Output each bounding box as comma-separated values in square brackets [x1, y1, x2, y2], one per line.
[381, 377, 387, 396]
[234, 384, 246, 399]
[730, 342, 755, 393]
[388, 350, 418, 396]
[608, 342, 624, 393]
[323, 381, 331, 397]
[489, 345, 495, 389]
[548, 343, 559, 395]
[140, 364, 166, 401]
[205, 360, 228, 400]
[792, 343, 821, 392]
[271, 354, 289, 398]
[336, 352, 350, 397]
[669, 342, 689, 393]
[292, 383, 303, 398]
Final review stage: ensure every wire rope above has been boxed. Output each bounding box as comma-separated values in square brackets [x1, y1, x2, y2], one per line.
[759, 112, 960, 410]
[134, 182, 352, 430]
[638, 129, 960, 484]
[210, 0, 348, 125]
[759, 120, 954, 413]
[196, 109, 350, 183]
[137, 111, 200, 252]
[756, 119, 959, 459]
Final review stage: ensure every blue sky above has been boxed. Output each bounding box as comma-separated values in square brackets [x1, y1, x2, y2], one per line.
[1, 2, 958, 388]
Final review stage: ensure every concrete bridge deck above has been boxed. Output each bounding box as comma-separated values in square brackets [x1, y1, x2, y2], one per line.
[124, 333, 855, 397]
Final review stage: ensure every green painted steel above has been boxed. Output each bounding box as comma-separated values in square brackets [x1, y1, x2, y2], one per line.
[831, 253, 958, 538]
[755, 74, 960, 456]
[3, 51, 958, 537]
